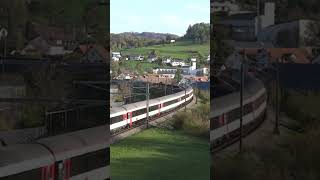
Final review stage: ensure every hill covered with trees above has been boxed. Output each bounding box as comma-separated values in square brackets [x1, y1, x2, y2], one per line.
[110, 32, 179, 51]
[183, 23, 210, 44]
[111, 23, 210, 51]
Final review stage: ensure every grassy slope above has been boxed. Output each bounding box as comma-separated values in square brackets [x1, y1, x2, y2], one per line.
[120, 61, 158, 74]
[111, 128, 209, 180]
[121, 41, 210, 59]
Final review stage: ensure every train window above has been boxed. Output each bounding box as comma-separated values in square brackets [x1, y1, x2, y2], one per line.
[149, 105, 158, 112]
[87, 148, 110, 171]
[210, 116, 220, 130]
[164, 99, 179, 107]
[132, 108, 146, 117]
[1, 168, 41, 180]
[227, 108, 240, 122]
[111, 115, 123, 124]
[71, 154, 88, 176]
[244, 103, 253, 115]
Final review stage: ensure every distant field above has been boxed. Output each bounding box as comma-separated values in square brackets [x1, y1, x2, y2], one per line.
[119, 61, 161, 74]
[121, 41, 210, 59]
[111, 128, 209, 180]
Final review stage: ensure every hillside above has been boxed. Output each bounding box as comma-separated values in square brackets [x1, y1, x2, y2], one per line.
[121, 41, 210, 60]
[116, 32, 179, 40]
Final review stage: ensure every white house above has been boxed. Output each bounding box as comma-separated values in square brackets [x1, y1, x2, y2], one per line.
[153, 67, 177, 79]
[162, 58, 172, 64]
[130, 55, 144, 61]
[170, 60, 186, 67]
[112, 52, 121, 58]
[111, 52, 121, 61]
[170, 40, 176, 43]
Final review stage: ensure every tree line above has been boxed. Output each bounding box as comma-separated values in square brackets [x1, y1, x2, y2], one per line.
[182, 23, 210, 44]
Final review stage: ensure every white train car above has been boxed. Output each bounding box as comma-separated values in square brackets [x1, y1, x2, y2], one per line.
[110, 86, 194, 132]
[210, 76, 267, 150]
[0, 126, 110, 180]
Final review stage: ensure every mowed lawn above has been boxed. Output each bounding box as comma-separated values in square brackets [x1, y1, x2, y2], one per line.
[121, 41, 209, 59]
[111, 128, 209, 180]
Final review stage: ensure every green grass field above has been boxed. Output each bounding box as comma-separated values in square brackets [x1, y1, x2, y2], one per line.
[119, 61, 159, 74]
[121, 41, 209, 59]
[111, 128, 209, 180]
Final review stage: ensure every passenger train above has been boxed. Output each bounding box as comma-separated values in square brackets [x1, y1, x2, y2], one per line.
[210, 76, 267, 151]
[110, 87, 194, 132]
[0, 126, 110, 180]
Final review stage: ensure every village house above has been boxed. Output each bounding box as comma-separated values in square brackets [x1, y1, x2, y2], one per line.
[21, 36, 67, 57]
[111, 52, 121, 61]
[153, 67, 177, 79]
[211, 0, 239, 15]
[170, 59, 186, 67]
[214, 2, 275, 41]
[162, 57, 172, 64]
[75, 44, 109, 63]
[257, 19, 319, 48]
[147, 53, 157, 62]
[129, 55, 144, 61]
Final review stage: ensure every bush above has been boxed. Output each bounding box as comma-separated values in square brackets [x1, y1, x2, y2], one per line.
[171, 103, 209, 138]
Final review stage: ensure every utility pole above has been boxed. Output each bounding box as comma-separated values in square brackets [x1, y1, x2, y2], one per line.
[146, 83, 150, 128]
[257, 0, 261, 36]
[239, 50, 245, 153]
[274, 62, 280, 134]
[165, 77, 167, 95]
[184, 87, 187, 111]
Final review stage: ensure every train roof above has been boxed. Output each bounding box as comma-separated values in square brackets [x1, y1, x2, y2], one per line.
[110, 106, 126, 117]
[211, 76, 265, 117]
[37, 126, 109, 161]
[113, 86, 193, 112]
[0, 144, 54, 177]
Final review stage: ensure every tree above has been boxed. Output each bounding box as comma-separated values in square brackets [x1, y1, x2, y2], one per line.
[111, 61, 120, 78]
[183, 23, 210, 43]
[155, 57, 162, 66]
[174, 69, 182, 83]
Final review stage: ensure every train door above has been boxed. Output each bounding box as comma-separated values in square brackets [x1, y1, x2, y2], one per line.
[41, 165, 55, 180]
[219, 114, 226, 136]
[158, 104, 162, 116]
[123, 113, 128, 124]
[56, 159, 71, 180]
[128, 112, 133, 128]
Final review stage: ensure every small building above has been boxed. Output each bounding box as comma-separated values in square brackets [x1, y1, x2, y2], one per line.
[211, 0, 239, 14]
[153, 67, 177, 79]
[112, 52, 121, 58]
[129, 55, 144, 61]
[112, 52, 121, 61]
[76, 44, 109, 63]
[214, 2, 275, 41]
[170, 59, 186, 67]
[170, 40, 176, 43]
[147, 54, 157, 62]
[21, 36, 68, 57]
[162, 58, 172, 64]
